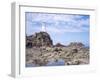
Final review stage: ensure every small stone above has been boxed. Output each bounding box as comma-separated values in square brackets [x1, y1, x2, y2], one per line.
[71, 48, 78, 53]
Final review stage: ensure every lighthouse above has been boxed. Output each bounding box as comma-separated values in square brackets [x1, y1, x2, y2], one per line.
[41, 22, 46, 32]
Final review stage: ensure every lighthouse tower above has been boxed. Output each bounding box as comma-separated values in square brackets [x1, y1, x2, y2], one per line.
[41, 22, 46, 32]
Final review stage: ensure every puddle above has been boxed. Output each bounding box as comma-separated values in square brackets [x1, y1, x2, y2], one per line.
[46, 59, 65, 66]
[26, 59, 65, 67]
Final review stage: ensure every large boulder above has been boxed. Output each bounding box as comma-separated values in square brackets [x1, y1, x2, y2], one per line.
[26, 32, 53, 48]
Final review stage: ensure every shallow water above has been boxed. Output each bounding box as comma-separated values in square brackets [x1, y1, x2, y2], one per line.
[26, 63, 36, 67]
[26, 59, 65, 67]
[46, 59, 65, 66]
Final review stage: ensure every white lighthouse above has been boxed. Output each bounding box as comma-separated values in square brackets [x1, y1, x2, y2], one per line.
[41, 22, 46, 32]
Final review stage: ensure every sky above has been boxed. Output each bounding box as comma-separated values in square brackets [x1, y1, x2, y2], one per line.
[25, 12, 90, 46]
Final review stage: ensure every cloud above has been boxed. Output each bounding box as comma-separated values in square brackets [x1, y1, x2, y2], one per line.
[26, 12, 89, 35]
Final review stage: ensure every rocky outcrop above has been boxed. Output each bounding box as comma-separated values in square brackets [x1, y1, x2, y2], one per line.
[54, 43, 66, 47]
[26, 32, 53, 48]
[26, 32, 89, 67]
[67, 42, 85, 48]
[26, 42, 89, 66]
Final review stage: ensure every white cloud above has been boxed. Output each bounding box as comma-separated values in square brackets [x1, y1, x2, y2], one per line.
[26, 12, 89, 35]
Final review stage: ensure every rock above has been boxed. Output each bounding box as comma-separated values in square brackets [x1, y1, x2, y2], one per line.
[53, 47, 62, 52]
[26, 32, 53, 48]
[55, 43, 66, 47]
[26, 35, 33, 48]
[26, 41, 33, 48]
[32, 58, 48, 66]
[71, 48, 78, 53]
[46, 47, 53, 52]
[66, 60, 80, 65]
[67, 42, 85, 49]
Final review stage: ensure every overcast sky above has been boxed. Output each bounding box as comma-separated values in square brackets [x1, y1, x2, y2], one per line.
[25, 12, 90, 46]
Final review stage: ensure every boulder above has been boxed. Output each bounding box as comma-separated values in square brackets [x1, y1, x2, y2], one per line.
[26, 32, 53, 48]
[55, 43, 66, 47]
